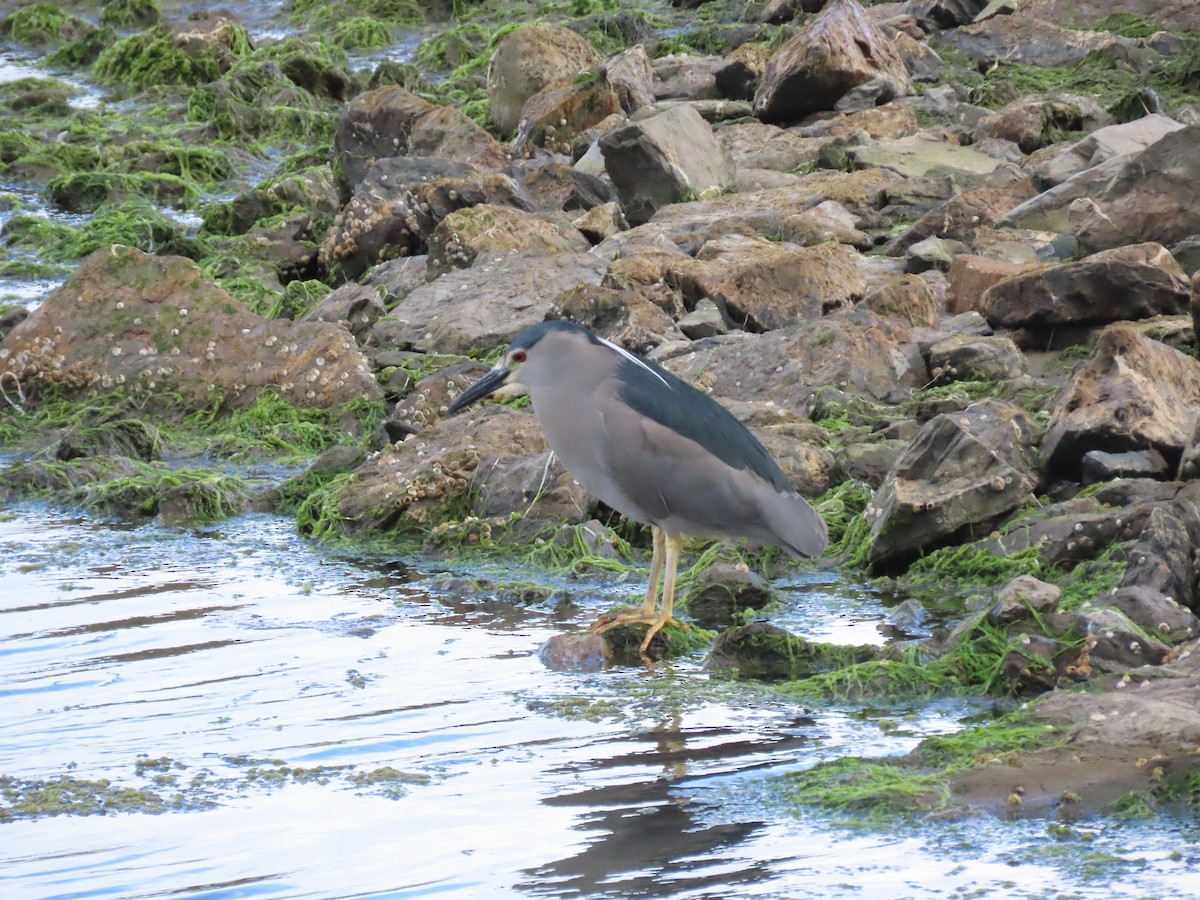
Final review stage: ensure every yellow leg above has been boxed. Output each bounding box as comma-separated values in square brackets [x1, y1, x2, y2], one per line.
[641, 527, 666, 615]
[639, 532, 685, 653]
[592, 528, 691, 651]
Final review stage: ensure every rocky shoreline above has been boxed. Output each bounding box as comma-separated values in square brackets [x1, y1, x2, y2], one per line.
[2, 0, 1200, 819]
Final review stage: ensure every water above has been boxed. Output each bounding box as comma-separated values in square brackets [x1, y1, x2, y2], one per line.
[1, 505, 1197, 899]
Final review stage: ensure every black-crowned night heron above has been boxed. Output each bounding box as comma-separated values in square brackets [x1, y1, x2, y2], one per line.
[448, 321, 828, 652]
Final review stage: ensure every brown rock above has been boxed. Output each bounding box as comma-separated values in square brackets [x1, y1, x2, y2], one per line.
[0, 246, 382, 412]
[426, 204, 589, 277]
[864, 274, 939, 327]
[984, 243, 1189, 330]
[946, 254, 1037, 315]
[682, 238, 866, 331]
[1041, 324, 1200, 479]
[486, 24, 603, 135]
[368, 252, 608, 355]
[656, 308, 927, 411]
[513, 77, 622, 156]
[754, 0, 911, 125]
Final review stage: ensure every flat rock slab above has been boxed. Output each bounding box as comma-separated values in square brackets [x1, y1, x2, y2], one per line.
[369, 251, 607, 355]
[850, 135, 1005, 178]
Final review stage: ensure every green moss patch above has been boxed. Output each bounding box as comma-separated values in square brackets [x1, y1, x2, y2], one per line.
[94, 24, 251, 89]
[0, 2, 94, 48]
[778, 714, 1065, 823]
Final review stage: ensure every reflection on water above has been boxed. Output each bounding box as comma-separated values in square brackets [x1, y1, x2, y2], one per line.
[0, 505, 1197, 899]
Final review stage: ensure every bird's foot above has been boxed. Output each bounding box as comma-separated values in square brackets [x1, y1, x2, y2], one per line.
[591, 610, 691, 655]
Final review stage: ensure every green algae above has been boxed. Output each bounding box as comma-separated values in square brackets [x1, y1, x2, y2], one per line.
[292, 0, 424, 29]
[3, 200, 192, 262]
[100, 0, 162, 29]
[778, 715, 1067, 823]
[333, 16, 394, 50]
[0, 2, 93, 48]
[0, 774, 179, 819]
[94, 24, 251, 89]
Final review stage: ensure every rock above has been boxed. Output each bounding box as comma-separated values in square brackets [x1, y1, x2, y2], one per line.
[300, 284, 386, 343]
[332, 87, 504, 198]
[596, 169, 899, 258]
[1090, 478, 1182, 508]
[944, 13, 1137, 68]
[547, 284, 683, 354]
[716, 121, 820, 173]
[1005, 125, 1200, 252]
[1088, 586, 1199, 646]
[715, 41, 770, 101]
[365, 256, 429, 309]
[368, 251, 607, 355]
[974, 508, 1152, 571]
[928, 333, 1026, 384]
[989, 575, 1062, 626]
[0, 246, 382, 413]
[655, 308, 927, 411]
[510, 158, 614, 213]
[850, 134, 1006, 178]
[473, 450, 594, 522]
[983, 243, 1190, 330]
[486, 24, 603, 135]
[865, 399, 1040, 570]
[602, 44, 655, 113]
[1075, 607, 1170, 674]
[754, 0, 911, 125]
[319, 168, 531, 282]
[836, 439, 909, 487]
[680, 563, 774, 630]
[973, 94, 1113, 156]
[863, 274, 938, 327]
[706, 622, 876, 680]
[513, 77, 622, 156]
[1041, 325, 1200, 480]
[600, 103, 734, 226]
[426, 204, 589, 278]
[905, 235, 968, 274]
[651, 54, 722, 101]
[572, 201, 628, 244]
[910, 0, 989, 29]
[680, 238, 866, 331]
[946, 254, 1038, 315]
[1081, 449, 1170, 485]
[1030, 113, 1185, 189]
[1119, 506, 1197, 613]
[1180, 418, 1200, 482]
[538, 632, 612, 671]
[676, 299, 728, 339]
[758, 432, 837, 497]
[780, 199, 874, 250]
[49, 419, 162, 462]
[328, 405, 563, 536]
[886, 183, 1038, 255]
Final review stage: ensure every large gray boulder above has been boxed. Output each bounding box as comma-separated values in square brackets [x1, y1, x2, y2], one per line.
[369, 251, 607, 355]
[599, 103, 734, 226]
[864, 399, 1040, 571]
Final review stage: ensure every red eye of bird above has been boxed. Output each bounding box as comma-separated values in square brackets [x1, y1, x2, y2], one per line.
[511, 350, 527, 363]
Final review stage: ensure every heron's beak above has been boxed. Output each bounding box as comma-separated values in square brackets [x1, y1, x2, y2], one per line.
[447, 365, 510, 414]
